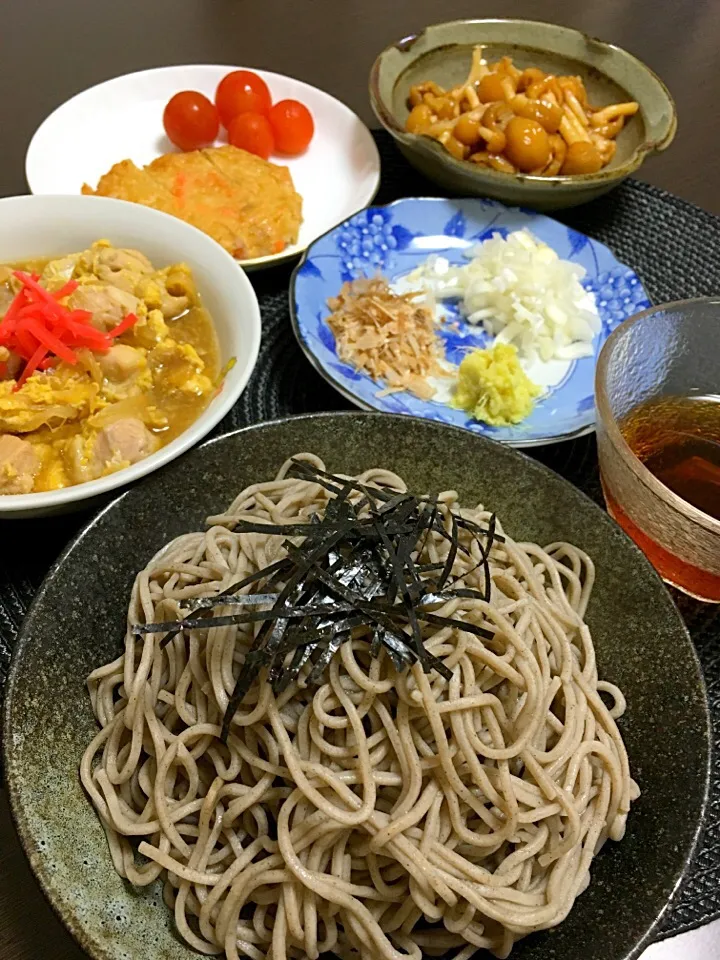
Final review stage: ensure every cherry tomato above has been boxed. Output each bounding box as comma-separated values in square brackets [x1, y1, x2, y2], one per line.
[227, 112, 275, 159]
[269, 100, 314, 155]
[215, 70, 271, 127]
[163, 91, 219, 151]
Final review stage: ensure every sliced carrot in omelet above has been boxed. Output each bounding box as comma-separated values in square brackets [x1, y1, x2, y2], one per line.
[145, 152, 258, 257]
[202, 146, 302, 258]
[82, 147, 303, 261]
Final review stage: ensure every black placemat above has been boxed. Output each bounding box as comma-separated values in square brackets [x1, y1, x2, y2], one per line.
[1, 132, 719, 943]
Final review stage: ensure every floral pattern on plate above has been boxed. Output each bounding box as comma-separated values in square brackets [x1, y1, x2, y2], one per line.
[291, 198, 650, 447]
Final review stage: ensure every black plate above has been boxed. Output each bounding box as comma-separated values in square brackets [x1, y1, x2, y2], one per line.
[3, 413, 710, 960]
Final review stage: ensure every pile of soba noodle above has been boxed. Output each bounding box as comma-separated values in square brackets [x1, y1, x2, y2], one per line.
[81, 454, 638, 960]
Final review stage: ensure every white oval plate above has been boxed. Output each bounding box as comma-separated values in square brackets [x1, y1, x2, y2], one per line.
[26, 65, 381, 270]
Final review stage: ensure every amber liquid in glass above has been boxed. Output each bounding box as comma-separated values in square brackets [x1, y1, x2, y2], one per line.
[602, 394, 720, 602]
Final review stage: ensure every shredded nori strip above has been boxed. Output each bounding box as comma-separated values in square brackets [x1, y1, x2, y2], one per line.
[133, 459, 501, 742]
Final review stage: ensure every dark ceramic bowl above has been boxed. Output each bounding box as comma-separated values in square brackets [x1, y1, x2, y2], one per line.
[3, 413, 710, 960]
[370, 19, 677, 209]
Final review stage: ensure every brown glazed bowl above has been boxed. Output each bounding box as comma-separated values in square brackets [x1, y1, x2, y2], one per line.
[3, 413, 709, 960]
[370, 19, 677, 209]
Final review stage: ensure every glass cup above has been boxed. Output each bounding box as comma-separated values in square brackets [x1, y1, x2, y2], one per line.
[595, 298, 720, 602]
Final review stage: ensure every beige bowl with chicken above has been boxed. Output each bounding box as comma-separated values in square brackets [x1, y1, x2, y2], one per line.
[370, 19, 677, 209]
[0, 194, 261, 518]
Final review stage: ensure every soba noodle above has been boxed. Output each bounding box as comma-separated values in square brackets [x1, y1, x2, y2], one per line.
[80, 454, 638, 960]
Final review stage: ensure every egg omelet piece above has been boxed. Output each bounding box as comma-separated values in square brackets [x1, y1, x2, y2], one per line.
[132, 308, 170, 349]
[149, 338, 213, 397]
[0, 367, 100, 433]
[134, 273, 190, 320]
[31, 439, 72, 492]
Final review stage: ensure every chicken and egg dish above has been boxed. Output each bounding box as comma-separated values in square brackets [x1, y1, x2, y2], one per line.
[83, 145, 303, 260]
[0, 241, 219, 495]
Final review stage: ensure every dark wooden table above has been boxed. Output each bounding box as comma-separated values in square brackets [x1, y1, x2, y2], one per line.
[1, 2, 719, 959]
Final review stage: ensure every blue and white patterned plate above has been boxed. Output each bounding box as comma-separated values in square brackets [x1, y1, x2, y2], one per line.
[290, 197, 650, 447]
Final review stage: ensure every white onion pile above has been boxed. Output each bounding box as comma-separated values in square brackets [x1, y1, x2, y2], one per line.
[411, 229, 601, 364]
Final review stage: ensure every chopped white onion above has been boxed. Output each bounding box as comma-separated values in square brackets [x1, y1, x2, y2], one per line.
[409, 229, 601, 364]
